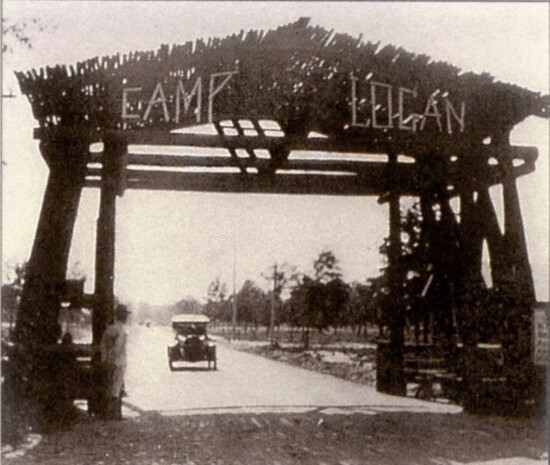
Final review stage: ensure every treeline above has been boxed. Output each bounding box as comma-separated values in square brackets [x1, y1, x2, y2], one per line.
[177, 201, 507, 348]
[201, 251, 390, 347]
[3, 204, 506, 349]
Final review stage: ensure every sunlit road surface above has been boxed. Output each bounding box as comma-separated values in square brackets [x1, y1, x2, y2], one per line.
[123, 325, 462, 417]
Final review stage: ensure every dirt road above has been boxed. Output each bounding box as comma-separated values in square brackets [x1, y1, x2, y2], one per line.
[123, 326, 459, 416]
[1, 325, 546, 464]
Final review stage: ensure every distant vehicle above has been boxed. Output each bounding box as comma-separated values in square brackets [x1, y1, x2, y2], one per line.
[167, 314, 217, 371]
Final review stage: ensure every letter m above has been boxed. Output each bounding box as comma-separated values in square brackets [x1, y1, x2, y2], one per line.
[175, 77, 202, 123]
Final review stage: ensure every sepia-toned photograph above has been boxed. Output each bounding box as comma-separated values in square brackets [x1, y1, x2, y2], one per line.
[1, 1, 548, 464]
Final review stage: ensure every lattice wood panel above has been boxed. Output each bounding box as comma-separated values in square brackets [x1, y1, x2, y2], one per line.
[17, 18, 547, 153]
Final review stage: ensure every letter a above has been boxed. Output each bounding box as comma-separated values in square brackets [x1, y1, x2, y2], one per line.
[420, 97, 442, 132]
[143, 83, 170, 122]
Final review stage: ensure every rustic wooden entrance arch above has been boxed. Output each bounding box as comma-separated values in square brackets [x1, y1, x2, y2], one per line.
[14, 19, 549, 414]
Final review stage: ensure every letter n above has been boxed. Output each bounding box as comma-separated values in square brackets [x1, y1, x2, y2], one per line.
[445, 99, 466, 134]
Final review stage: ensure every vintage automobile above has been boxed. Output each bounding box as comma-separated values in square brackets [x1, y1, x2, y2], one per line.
[167, 314, 217, 371]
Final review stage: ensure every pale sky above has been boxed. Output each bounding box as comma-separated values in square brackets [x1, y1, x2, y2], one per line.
[2, 1, 549, 305]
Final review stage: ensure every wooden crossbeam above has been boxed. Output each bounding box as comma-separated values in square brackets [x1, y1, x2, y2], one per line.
[85, 134, 537, 166]
[111, 130, 393, 154]
[85, 171, 390, 196]
[73, 124, 539, 196]
[39, 128, 459, 157]
[91, 151, 534, 177]
[101, 131, 532, 159]
[84, 154, 534, 196]
[90, 153, 388, 171]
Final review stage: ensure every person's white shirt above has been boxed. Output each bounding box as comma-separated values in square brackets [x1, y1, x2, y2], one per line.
[100, 321, 127, 367]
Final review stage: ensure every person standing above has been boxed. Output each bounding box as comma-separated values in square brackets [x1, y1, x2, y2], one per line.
[99, 304, 130, 419]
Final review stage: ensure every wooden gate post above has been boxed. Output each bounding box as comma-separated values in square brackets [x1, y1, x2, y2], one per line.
[14, 129, 89, 348]
[11, 128, 89, 429]
[92, 132, 127, 347]
[377, 152, 406, 396]
[494, 134, 536, 413]
[90, 133, 126, 416]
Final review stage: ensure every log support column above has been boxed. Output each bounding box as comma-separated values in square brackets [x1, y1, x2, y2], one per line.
[92, 133, 127, 348]
[14, 130, 89, 348]
[377, 152, 406, 396]
[494, 134, 537, 414]
[90, 133, 127, 417]
[12, 128, 89, 428]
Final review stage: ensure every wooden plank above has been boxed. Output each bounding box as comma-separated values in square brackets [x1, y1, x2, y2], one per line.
[90, 152, 400, 172]
[87, 164, 408, 186]
[84, 157, 532, 196]
[20, 18, 545, 145]
[33, 127, 418, 155]
[35, 127, 538, 170]
[85, 171, 396, 196]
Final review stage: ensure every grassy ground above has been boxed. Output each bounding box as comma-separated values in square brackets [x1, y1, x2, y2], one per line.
[209, 323, 382, 347]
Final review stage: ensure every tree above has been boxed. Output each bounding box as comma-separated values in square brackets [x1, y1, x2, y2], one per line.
[204, 277, 231, 322]
[324, 278, 350, 331]
[207, 277, 227, 302]
[2, 17, 50, 54]
[311, 251, 348, 332]
[2, 17, 57, 105]
[289, 275, 325, 348]
[285, 251, 349, 347]
[313, 250, 341, 283]
[236, 280, 268, 331]
[263, 263, 298, 339]
[364, 275, 390, 337]
[347, 281, 373, 336]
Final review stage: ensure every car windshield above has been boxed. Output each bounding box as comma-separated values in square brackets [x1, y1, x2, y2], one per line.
[173, 324, 207, 337]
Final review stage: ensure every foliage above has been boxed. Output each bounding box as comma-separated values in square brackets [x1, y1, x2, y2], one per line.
[313, 250, 341, 283]
[200, 239, 464, 343]
[285, 251, 350, 338]
[2, 17, 48, 54]
[203, 277, 231, 322]
[207, 277, 228, 302]
[347, 281, 379, 329]
[236, 280, 268, 328]
[323, 278, 350, 328]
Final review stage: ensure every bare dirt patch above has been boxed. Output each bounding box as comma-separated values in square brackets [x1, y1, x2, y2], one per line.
[2, 409, 547, 465]
[225, 340, 378, 387]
